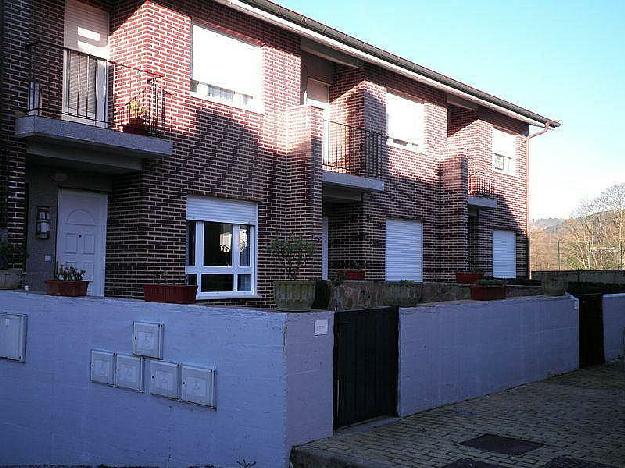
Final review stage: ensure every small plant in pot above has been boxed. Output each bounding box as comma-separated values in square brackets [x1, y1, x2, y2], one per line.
[470, 279, 506, 301]
[335, 260, 366, 280]
[122, 98, 149, 135]
[270, 236, 316, 311]
[0, 240, 25, 290]
[46, 264, 89, 297]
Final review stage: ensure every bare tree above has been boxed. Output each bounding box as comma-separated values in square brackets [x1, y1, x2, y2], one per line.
[530, 182, 625, 271]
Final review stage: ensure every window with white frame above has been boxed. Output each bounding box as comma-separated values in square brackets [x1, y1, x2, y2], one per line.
[191, 25, 262, 110]
[492, 128, 516, 175]
[386, 92, 424, 150]
[186, 197, 257, 298]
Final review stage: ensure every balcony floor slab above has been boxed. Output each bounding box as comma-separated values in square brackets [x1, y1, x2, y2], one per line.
[322, 170, 384, 192]
[15, 115, 172, 173]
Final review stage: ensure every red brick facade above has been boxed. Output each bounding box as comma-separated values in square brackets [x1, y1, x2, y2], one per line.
[1, 0, 532, 305]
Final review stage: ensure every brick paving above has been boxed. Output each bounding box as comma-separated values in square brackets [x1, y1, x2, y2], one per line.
[292, 361, 625, 467]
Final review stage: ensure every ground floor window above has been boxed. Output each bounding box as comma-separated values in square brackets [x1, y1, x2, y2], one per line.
[186, 197, 257, 298]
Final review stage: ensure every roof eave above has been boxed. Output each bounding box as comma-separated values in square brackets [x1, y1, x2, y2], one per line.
[219, 0, 560, 127]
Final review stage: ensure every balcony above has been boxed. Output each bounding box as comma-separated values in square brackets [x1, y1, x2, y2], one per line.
[468, 174, 497, 209]
[15, 41, 172, 173]
[321, 120, 384, 197]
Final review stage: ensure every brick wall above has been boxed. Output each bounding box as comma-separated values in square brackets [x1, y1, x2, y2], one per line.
[1, 0, 532, 304]
[104, 0, 322, 302]
[447, 104, 530, 277]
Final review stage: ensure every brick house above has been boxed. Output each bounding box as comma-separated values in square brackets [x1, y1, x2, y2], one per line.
[0, 0, 559, 304]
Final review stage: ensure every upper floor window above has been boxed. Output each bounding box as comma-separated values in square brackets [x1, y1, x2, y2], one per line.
[191, 25, 262, 111]
[492, 128, 516, 175]
[386, 92, 424, 151]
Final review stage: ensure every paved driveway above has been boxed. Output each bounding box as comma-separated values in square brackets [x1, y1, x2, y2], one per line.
[292, 361, 625, 468]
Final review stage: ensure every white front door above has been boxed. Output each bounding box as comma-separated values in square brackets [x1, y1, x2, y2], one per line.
[322, 216, 329, 280]
[57, 189, 108, 296]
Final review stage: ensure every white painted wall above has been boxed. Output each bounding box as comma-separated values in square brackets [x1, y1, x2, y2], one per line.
[603, 293, 625, 361]
[0, 292, 333, 467]
[398, 295, 579, 416]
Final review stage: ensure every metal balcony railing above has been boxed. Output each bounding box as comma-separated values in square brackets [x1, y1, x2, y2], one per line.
[322, 121, 383, 179]
[25, 40, 169, 137]
[468, 174, 495, 198]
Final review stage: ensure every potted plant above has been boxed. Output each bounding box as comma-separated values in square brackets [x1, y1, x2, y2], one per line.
[0, 240, 24, 290]
[270, 236, 316, 311]
[335, 261, 366, 280]
[122, 98, 149, 135]
[455, 271, 483, 284]
[542, 276, 567, 296]
[143, 275, 198, 304]
[470, 279, 506, 301]
[45, 264, 89, 297]
[383, 280, 423, 307]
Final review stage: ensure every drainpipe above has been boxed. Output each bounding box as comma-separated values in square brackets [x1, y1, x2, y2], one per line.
[526, 120, 559, 277]
[0, 0, 5, 239]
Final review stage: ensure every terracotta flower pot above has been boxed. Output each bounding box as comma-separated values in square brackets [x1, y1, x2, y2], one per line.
[143, 284, 198, 304]
[123, 117, 149, 135]
[455, 271, 483, 284]
[45, 280, 89, 297]
[470, 284, 506, 301]
[274, 280, 316, 311]
[336, 269, 366, 280]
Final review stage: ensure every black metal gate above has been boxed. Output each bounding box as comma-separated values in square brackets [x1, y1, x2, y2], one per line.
[577, 293, 605, 367]
[333, 307, 399, 429]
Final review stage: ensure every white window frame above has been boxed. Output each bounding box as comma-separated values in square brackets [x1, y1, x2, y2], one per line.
[190, 24, 264, 113]
[385, 91, 424, 152]
[492, 128, 516, 175]
[185, 198, 258, 299]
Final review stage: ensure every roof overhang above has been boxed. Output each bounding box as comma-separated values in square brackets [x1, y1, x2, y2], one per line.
[215, 0, 560, 128]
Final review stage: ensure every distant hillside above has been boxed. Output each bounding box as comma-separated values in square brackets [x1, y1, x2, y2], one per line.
[531, 218, 564, 232]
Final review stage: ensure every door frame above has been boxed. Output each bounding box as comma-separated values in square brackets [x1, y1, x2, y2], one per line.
[304, 78, 331, 165]
[56, 189, 108, 296]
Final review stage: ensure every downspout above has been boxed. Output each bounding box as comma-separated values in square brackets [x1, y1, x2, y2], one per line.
[526, 120, 559, 277]
[0, 0, 5, 238]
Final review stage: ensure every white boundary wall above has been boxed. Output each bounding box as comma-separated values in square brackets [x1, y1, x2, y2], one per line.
[0, 292, 333, 467]
[399, 295, 579, 416]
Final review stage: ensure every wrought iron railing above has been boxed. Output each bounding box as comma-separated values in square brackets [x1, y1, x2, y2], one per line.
[25, 40, 169, 137]
[468, 174, 495, 198]
[322, 120, 383, 178]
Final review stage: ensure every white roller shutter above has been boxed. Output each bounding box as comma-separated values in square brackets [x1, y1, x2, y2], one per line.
[64, 0, 110, 58]
[187, 197, 258, 225]
[192, 25, 262, 98]
[385, 220, 423, 281]
[493, 230, 516, 278]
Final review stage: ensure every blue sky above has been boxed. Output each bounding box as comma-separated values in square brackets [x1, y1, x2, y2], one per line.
[278, 0, 625, 219]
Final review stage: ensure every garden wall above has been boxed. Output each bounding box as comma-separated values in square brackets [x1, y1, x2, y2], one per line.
[0, 291, 333, 467]
[534, 270, 625, 285]
[603, 293, 625, 361]
[398, 295, 579, 416]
